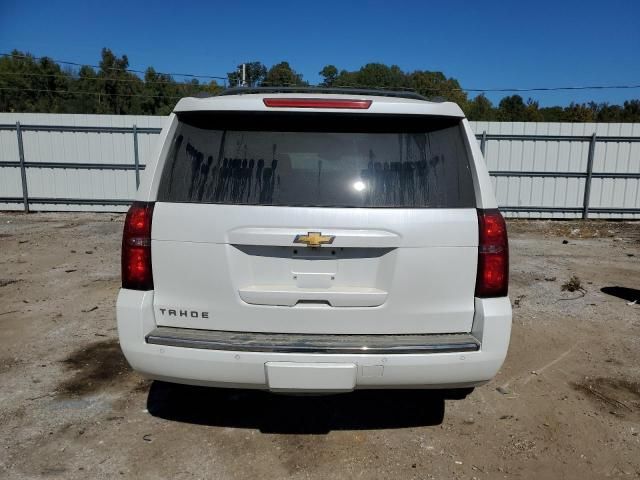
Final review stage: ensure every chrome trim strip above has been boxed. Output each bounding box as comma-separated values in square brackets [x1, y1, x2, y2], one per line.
[146, 327, 480, 355]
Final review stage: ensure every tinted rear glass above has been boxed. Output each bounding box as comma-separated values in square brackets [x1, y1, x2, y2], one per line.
[157, 111, 475, 208]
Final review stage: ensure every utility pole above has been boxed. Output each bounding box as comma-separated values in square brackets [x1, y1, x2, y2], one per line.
[241, 63, 247, 87]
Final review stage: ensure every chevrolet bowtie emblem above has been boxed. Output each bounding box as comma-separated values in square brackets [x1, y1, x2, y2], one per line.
[293, 231, 335, 248]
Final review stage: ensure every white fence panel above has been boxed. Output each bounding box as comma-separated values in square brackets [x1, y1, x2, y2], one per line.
[1, 114, 638, 218]
[469, 121, 640, 219]
[0, 113, 165, 212]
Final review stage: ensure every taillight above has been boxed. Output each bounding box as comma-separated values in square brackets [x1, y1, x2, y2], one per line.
[475, 209, 509, 298]
[263, 98, 372, 109]
[122, 202, 154, 290]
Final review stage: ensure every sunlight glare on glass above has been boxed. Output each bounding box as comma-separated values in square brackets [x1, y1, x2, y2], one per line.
[353, 180, 366, 192]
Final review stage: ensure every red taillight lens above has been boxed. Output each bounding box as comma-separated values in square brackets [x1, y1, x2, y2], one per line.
[263, 98, 372, 109]
[122, 202, 154, 290]
[475, 209, 509, 298]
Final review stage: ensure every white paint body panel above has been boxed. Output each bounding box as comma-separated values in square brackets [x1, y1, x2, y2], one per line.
[117, 290, 512, 389]
[116, 93, 512, 391]
[151, 205, 479, 334]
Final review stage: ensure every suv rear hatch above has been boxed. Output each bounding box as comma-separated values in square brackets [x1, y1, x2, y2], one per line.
[150, 110, 478, 334]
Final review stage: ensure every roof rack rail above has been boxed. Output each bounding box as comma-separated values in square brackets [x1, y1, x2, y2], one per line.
[214, 86, 430, 101]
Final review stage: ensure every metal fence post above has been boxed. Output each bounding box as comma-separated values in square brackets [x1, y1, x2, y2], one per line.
[16, 122, 29, 213]
[582, 132, 597, 219]
[480, 131, 487, 156]
[133, 124, 140, 188]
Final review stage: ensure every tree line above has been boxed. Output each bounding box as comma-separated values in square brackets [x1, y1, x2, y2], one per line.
[1, 49, 639, 122]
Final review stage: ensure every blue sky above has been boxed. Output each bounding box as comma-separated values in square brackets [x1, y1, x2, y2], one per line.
[1, 0, 638, 107]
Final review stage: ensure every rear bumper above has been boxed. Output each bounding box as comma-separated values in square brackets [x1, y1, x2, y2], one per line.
[117, 290, 512, 391]
[146, 327, 481, 355]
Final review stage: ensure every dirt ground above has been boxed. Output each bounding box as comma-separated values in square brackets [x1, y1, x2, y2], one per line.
[0, 213, 639, 480]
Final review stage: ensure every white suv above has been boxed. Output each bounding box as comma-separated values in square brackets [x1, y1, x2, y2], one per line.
[117, 88, 511, 395]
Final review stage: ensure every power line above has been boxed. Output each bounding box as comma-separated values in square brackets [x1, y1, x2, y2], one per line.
[0, 70, 219, 87]
[2, 83, 639, 105]
[0, 86, 184, 99]
[0, 52, 227, 81]
[463, 85, 640, 93]
[329, 80, 640, 94]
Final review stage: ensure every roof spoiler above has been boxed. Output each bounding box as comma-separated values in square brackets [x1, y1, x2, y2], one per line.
[213, 86, 431, 102]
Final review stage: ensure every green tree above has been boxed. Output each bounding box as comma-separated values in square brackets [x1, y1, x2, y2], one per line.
[139, 67, 180, 115]
[204, 80, 223, 95]
[95, 48, 144, 115]
[263, 61, 307, 86]
[539, 106, 565, 122]
[465, 94, 495, 121]
[31, 56, 71, 112]
[328, 63, 406, 90]
[0, 50, 72, 113]
[319, 65, 338, 87]
[333, 69, 358, 87]
[593, 102, 620, 122]
[622, 100, 640, 121]
[2, 51, 640, 121]
[497, 95, 527, 121]
[354, 63, 406, 89]
[0, 50, 40, 112]
[408, 70, 467, 105]
[523, 98, 544, 121]
[562, 102, 596, 122]
[227, 61, 267, 87]
[67, 65, 100, 113]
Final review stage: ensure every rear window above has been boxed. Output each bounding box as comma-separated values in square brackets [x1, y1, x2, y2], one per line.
[157, 111, 476, 208]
